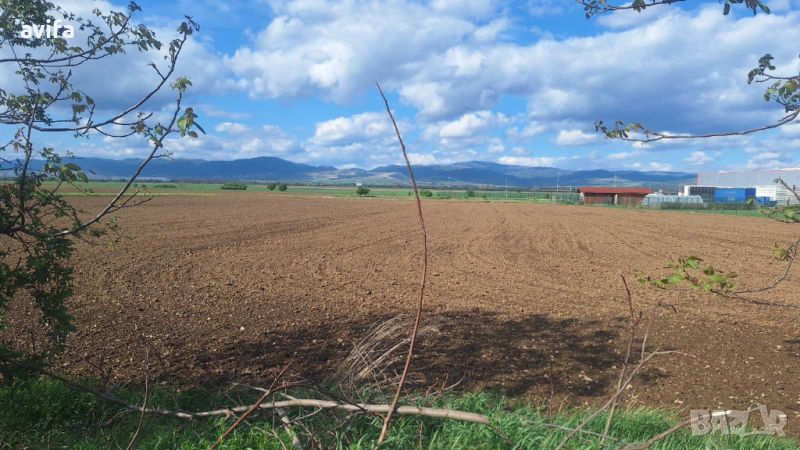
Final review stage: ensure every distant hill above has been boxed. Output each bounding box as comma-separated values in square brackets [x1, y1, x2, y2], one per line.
[15, 156, 696, 189]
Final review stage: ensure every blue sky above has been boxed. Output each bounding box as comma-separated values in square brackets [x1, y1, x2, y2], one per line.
[17, 0, 800, 171]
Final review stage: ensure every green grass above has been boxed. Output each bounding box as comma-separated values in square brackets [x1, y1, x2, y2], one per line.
[1, 377, 797, 449]
[30, 180, 772, 218]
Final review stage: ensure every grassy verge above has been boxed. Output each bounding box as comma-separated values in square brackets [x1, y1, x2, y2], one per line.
[1, 377, 797, 449]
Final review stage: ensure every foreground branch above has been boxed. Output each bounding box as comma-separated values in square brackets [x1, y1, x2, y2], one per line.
[375, 83, 429, 447]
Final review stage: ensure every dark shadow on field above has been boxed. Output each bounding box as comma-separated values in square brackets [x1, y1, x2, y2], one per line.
[160, 310, 625, 401]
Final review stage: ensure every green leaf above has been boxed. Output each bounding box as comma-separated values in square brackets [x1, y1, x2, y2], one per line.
[666, 274, 684, 285]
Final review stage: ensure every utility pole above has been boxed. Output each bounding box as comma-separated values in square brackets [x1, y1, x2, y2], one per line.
[505, 174, 508, 198]
[556, 170, 560, 193]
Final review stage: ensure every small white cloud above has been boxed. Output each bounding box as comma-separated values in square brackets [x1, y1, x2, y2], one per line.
[555, 129, 598, 146]
[437, 110, 507, 139]
[498, 155, 559, 166]
[408, 153, 438, 165]
[746, 150, 794, 169]
[310, 112, 393, 145]
[648, 162, 673, 171]
[685, 151, 713, 166]
[780, 122, 800, 137]
[607, 150, 644, 160]
[507, 121, 547, 140]
[488, 138, 505, 154]
[214, 122, 250, 134]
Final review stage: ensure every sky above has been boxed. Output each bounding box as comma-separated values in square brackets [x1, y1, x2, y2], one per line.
[8, 0, 800, 171]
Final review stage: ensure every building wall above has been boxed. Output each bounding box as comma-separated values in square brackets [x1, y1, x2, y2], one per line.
[698, 169, 800, 188]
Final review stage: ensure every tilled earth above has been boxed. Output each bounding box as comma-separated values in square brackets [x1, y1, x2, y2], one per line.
[7, 194, 800, 430]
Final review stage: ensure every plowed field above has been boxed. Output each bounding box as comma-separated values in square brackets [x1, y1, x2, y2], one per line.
[8, 194, 800, 428]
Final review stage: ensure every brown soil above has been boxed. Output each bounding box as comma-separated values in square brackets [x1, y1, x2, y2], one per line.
[7, 194, 800, 429]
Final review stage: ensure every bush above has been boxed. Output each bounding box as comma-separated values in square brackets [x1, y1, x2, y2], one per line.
[356, 186, 370, 196]
[420, 190, 433, 198]
[466, 190, 476, 198]
[266, 183, 277, 191]
[153, 183, 177, 189]
[221, 183, 247, 190]
[278, 184, 288, 192]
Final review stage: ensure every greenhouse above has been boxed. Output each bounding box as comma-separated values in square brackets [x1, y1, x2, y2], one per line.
[641, 194, 704, 207]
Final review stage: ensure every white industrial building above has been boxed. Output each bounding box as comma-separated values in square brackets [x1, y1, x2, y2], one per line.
[693, 168, 800, 206]
[697, 168, 800, 188]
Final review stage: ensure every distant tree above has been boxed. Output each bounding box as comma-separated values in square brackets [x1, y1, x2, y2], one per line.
[466, 190, 476, 198]
[221, 182, 247, 190]
[356, 186, 370, 196]
[420, 190, 433, 198]
[278, 183, 288, 192]
[0, 0, 203, 377]
[267, 182, 277, 191]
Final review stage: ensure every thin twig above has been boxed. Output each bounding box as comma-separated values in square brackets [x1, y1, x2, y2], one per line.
[601, 275, 638, 444]
[210, 360, 293, 450]
[375, 82, 429, 448]
[125, 347, 149, 450]
[276, 407, 305, 450]
[734, 237, 799, 296]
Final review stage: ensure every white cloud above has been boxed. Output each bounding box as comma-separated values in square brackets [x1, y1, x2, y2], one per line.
[647, 162, 673, 172]
[436, 110, 508, 139]
[555, 129, 598, 146]
[685, 151, 713, 166]
[487, 138, 505, 153]
[227, 1, 477, 103]
[498, 155, 561, 167]
[310, 112, 394, 145]
[214, 122, 250, 134]
[226, 1, 800, 134]
[408, 153, 438, 165]
[430, 0, 497, 19]
[507, 121, 547, 140]
[780, 122, 800, 137]
[607, 150, 644, 160]
[746, 150, 795, 169]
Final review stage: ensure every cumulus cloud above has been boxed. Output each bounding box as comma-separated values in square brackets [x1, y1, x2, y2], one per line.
[607, 150, 645, 160]
[746, 150, 795, 169]
[555, 129, 598, 146]
[214, 122, 251, 134]
[310, 112, 394, 145]
[226, 1, 800, 133]
[685, 151, 713, 166]
[435, 110, 508, 139]
[499, 155, 564, 167]
[1, 0, 229, 120]
[304, 112, 410, 167]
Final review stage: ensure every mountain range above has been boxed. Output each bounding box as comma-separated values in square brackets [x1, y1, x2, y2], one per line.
[19, 156, 696, 189]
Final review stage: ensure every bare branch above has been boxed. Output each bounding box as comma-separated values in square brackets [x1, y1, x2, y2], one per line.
[375, 82, 429, 447]
[210, 360, 294, 450]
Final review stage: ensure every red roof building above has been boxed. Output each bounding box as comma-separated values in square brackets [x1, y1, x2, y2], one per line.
[577, 187, 653, 206]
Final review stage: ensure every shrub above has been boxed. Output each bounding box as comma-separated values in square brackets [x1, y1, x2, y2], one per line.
[153, 183, 177, 189]
[278, 184, 288, 192]
[466, 190, 476, 198]
[267, 183, 277, 191]
[221, 183, 247, 190]
[420, 190, 433, 198]
[356, 186, 370, 196]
